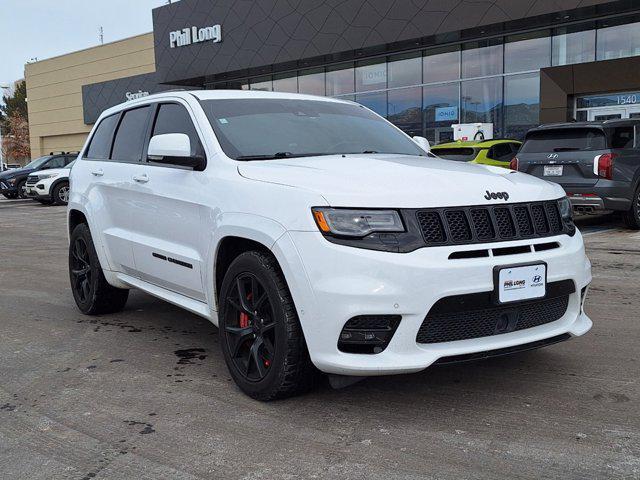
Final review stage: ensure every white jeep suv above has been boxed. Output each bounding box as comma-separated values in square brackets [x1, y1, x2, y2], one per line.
[68, 91, 592, 400]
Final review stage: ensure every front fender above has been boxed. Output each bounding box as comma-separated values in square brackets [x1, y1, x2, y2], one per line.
[204, 213, 288, 321]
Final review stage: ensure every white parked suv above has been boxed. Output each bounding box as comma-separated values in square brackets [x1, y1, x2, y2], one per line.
[68, 91, 592, 400]
[26, 160, 75, 205]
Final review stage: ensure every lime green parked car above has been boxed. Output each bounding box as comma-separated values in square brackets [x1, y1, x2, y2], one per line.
[431, 139, 522, 168]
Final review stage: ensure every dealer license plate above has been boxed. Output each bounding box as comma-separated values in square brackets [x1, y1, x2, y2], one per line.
[497, 264, 546, 304]
[544, 165, 563, 176]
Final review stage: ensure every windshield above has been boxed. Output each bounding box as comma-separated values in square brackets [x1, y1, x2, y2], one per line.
[23, 156, 52, 170]
[521, 129, 607, 153]
[201, 99, 426, 160]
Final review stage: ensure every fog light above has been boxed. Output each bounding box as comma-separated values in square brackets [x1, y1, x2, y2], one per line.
[337, 315, 401, 354]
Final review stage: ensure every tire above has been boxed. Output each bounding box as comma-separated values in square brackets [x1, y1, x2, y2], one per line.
[623, 187, 640, 230]
[35, 199, 53, 205]
[218, 251, 317, 401]
[3, 193, 17, 199]
[16, 180, 27, 199]
[69, 223, 129, 315]
[52, 181, 70, 206]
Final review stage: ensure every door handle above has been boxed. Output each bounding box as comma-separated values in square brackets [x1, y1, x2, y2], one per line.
[91, 169, 104, 177]
[132, 173, 149, 184]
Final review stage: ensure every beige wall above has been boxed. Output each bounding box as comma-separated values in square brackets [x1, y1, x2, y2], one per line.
[25, 33, 155, 160]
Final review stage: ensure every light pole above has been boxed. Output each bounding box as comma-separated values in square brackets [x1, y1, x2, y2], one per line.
[0, 83, 11, 172]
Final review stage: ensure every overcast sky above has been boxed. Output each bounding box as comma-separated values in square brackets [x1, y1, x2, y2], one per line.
[0, 0, 173, 88]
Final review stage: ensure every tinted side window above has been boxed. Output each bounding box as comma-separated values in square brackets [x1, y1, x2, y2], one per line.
[151, 103, 203, 157]
[611, 127, 635, 149]
[86, 114, 119, 159]
[490, 144, 514, 161]
[112, 106, 151, 162]
[46, 156, 67, 169]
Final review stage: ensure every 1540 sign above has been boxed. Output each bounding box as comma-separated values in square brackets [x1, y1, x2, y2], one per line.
[170, 25, 222, 48]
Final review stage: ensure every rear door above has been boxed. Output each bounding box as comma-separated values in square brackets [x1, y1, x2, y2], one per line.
[124, 101, 208, 302]
[518, 128, 608, 188]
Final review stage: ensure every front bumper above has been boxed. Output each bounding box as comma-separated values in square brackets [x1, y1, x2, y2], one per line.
[277, 230, 592, 376]
[0, 180, 18, 195]
[25, 184, 52, 201]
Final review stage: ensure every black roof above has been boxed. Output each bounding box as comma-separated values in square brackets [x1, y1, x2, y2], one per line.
[532, 119, 640, 131]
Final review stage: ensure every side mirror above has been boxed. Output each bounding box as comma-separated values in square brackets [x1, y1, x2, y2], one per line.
[147, 133, 205, 171]
[412, 136, 431, 153]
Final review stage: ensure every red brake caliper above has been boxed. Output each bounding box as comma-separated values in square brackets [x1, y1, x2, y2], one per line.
[239, 292, 252, 328]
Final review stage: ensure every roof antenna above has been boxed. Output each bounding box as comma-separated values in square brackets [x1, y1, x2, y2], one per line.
[98, 26, 104, 45]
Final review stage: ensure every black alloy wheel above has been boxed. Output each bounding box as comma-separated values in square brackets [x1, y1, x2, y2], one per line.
[68, 223, 129, 315]
[218, 251, 317, 400]
[623, 187, 640, 230]
[224, 273, 276, 382]
[70, 237, 92, 303]
[17, 180, 27, 199]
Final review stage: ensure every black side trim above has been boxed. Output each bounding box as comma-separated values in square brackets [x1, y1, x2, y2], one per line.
[434, 333, 572, 365]
[152, 252, 193, 269]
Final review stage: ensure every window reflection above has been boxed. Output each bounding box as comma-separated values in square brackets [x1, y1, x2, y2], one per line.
[388, 53, 421, 88]
[424, 46, 460, 83]
[388, 87, 422, 136]
[552, 25, 595, 66]
[250, 76, 272, 91]
[505, 32, 550, 73]
[356, 91, 388, 117]
[298, 69, 325, 95]
[326, 64, 354, 95]
[462, 40, 503, 78]
[597, 18, 640, 60]
[504, 73, 540, 140]
[461, 77, 503, 135]
[273, 74, 297, 93]
[356, 60, 387, 92]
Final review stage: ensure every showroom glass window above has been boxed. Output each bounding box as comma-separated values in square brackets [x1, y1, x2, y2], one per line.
[388, 87, 422, 137]
[505, 31, 551, 73]
[273, 74, 297, 93]
[597, 17, 640, 61]
[424, 46, 460, 84]
[552, 24, 596, 66]
[250, 76, 273, 91]
[423, 83, 459, 144]
[388, 52, 421, 88]
[504, 73, 540, 140]
[298, 68, 325, 96]
[326, 64, 354, 96]
[461, 77, 503, 134]
[462, 40, 503, 78]
[356, 60, 387, 92]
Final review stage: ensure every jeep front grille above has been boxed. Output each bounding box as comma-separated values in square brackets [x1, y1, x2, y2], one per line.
[415, 201, 566, 246]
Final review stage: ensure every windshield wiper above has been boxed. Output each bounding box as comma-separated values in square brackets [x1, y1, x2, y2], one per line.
[236, 152, 336, 161]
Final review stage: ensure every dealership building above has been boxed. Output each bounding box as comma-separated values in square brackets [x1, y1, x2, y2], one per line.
[25, 0, 640, 159]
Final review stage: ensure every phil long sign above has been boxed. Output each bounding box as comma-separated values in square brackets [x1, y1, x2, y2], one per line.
[170, 25, 222, 48]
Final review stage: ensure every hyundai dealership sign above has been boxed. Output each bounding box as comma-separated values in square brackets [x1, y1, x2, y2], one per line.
[169, 25, 222, 48]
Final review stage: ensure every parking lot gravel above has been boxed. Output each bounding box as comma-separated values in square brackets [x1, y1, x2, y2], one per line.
[0, 198, 638, 479]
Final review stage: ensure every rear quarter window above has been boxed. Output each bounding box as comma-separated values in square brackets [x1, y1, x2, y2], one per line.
[610, 127, 635, 149]
[432, 147, 478, 162]
[86, 114, 119, 160]
[521, 128, 606, 153]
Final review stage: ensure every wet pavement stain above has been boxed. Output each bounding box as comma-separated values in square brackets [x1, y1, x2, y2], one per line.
[174, 348, 206, 365]
[123, 420, 156, 435]
[0, 403, 17, 412]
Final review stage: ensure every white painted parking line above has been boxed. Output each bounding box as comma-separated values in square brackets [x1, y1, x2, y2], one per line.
[582, 228, 620, 236]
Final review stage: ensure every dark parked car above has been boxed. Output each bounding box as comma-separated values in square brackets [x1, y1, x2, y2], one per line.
[513, 120, 640, 228]
[0, 152, 77, 199]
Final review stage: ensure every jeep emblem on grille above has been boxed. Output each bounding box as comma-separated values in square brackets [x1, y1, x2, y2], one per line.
[484, 191, 510, 201]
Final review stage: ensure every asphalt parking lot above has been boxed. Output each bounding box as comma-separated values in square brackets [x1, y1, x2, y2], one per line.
[0, 198, 638, 479]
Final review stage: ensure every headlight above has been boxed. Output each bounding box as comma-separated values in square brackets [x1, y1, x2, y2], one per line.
[7, 178, 17, 185]
[37, 173, 59, 180]
[558, 196, 572, 221]
[312, 208, 404, 237]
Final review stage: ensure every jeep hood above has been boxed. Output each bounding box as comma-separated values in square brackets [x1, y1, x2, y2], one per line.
[237, 154, 564, 208]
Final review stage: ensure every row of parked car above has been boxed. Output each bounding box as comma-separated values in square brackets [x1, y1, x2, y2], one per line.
[0, 151, 76, 205]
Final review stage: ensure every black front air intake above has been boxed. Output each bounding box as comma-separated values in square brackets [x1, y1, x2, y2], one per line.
[338, 315, 401, 354]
